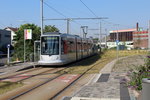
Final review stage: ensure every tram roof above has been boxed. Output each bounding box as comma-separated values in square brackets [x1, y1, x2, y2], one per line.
[42, 32, 61, 35]
[42, 32, 92, 40]
[42, 32, 80, 37]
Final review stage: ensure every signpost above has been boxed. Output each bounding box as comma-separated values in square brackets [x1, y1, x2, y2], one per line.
[24, 29, 32, 62]
[116, 31, 119, 60]
[7, 44, 10, 65]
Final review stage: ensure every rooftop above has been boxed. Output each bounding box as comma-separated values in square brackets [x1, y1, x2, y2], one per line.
[5, 27, 18, 32]
[110, 28, 137, 33]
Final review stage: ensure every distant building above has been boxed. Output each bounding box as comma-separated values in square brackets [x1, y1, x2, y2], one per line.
[107, 23, 150, 49]
[0, 29, 11, 50]
[108, 29, 136, 49]
[109, 29, 136, 42]
[133, 30, 148, 49]
[4, 27, 18, 45]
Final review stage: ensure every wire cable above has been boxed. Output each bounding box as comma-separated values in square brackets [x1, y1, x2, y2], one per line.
[43, 1, 67, 18]
[101, 20, 135, 29]
[43, 1, 83, 27]
[80, 0, 98, 17]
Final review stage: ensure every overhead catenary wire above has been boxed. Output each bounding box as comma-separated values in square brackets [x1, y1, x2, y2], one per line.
[79, 0, 134, 29]
[43, 1, 67, 18]
[43, 1, 82, 27]
[43, 1, 107, 27]
[46, 0, 81, 18]
[42, 0, 111, 37]
[80, 0, 98, 18]
[101, 20, 135, 29]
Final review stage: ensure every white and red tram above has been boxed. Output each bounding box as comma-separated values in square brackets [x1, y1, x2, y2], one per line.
[38, 32, 98, 65]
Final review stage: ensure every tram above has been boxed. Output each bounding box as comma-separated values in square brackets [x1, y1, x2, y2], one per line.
[38, 32, 98, 65]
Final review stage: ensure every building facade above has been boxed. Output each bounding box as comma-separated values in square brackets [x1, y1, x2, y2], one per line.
[5, 27, 18, 45]
[0, 29, 11, 50]
[109, 29, 136, 42]
[133, 30, 148, 49]
[108, 29, 136, 49]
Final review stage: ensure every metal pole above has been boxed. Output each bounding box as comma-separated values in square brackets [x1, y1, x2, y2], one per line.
[86, 26, 88, 34]
[105, 29, 107, 48]
[116, 29, 119, 60]
[7, 45, 10, 65]
[99, 21, 102, 47]
[34, 41, 36, 62]
[40, 0, 43, 35]
[81, 26, 84, 38]
[105, 35, 107, 48]
[67, 19, 70, 34]
[80, 27, 81, 37]
[148, 20, 150, 50]
[86, 26, 88, 38]
[24, 30, 26, 62]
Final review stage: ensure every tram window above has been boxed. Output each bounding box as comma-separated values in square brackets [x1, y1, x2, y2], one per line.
[61, 38, 67, 54]
[61, 39, 64, 54]
[67, 40, 75, 53]
[41, 36, 59, 55]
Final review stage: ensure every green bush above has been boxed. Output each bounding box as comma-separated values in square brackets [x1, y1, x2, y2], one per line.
[128, 55, 150, 90]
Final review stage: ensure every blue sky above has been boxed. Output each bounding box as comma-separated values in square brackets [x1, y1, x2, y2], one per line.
[0, 0, 150, 37]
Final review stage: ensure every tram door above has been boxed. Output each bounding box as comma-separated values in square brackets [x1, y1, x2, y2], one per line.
[34, 41, 40, 62]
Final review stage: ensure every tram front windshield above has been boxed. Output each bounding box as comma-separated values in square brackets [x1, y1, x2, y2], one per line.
[41, 36, 59, 55]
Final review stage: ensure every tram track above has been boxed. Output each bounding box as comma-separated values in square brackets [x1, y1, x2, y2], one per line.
[0, 65, 70, 100]
[8, 73, 66, 100]
[0, 67, 42, 81]
[0, 66, 67, 83]
[8, 68, 66, 100]
[0, 54, 106, 100]
[50, 58, 107, 100]
[6, 58, 106, 100]
[15, 67, 63, 83]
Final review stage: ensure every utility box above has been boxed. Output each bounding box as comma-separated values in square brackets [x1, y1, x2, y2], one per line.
[142, 78, 150, 100]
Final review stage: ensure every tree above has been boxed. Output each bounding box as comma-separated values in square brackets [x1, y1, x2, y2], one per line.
[13, 24, 41, 61]
[43, 25, 59, 33]
[13, 24, 60, 61]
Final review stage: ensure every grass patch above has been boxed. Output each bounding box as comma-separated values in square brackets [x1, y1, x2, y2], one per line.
[58, 50, 148, 74]
[0, 81, 23, 95]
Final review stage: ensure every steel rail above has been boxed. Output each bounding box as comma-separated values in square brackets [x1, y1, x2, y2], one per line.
[49, 59, 107, 100]
[7, 55, 103, 100]
[8, 71, 67, 100]
[0, 67, 42, 81]
[7, 66, 70, 100]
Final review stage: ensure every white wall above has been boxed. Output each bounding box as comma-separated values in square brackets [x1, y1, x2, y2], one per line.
[107, 41, 134, 49]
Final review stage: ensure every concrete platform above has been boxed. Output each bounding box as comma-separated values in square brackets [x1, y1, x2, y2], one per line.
[63, 58, 134, 100]
[0, 62, 38, 75]
[71, 97, 120, 100]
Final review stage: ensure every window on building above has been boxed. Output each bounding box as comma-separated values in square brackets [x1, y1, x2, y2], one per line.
[5, 35, 11, 38]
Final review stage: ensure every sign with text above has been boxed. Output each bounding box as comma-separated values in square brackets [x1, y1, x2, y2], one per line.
[24, 29, 32, 40]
